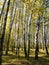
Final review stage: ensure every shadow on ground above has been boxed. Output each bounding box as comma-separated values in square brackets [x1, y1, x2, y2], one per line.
[2, 54, 49, 65]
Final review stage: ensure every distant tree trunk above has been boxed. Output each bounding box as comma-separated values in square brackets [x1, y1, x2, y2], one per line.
[32, 34, 35, 48]
[12, 23, 16, 52]
[23, 6, 27, 58]
[15, 9, 20, 58]
[17, 23, 20, 58]
[24, 33, 27, 58]
[12, 40, 14, 52]
[44, 34, 49, 55]
[42, 21, 45, 50]
[35, 16, 40, 60]
[27, 14, 31, 60]
[27, 34, 30, 59]
[0, 0, 10, 65]
[0, 0, 6, 18]
[44, 22, 49, 55]
[42, 13, 49, 54]
[6, 1, 16, 54]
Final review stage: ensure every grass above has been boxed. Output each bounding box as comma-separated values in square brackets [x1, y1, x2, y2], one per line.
[2, 49, 49, 65]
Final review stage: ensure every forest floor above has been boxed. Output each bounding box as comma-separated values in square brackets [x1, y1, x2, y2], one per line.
[2, 49, 49, 65]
